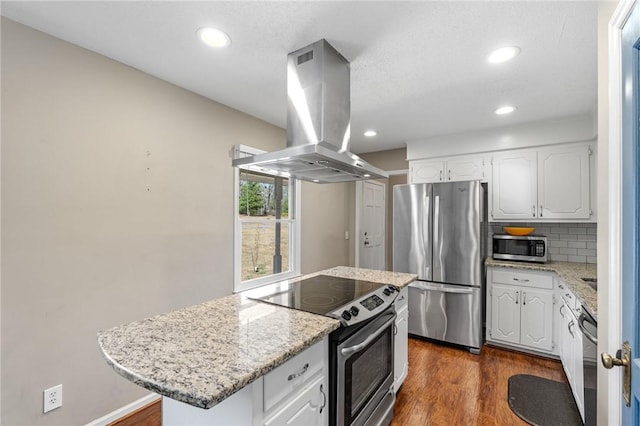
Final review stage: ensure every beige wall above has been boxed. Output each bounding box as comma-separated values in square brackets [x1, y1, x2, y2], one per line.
[0, 18, 351, 425]
[597, 2, 618, 424]
[360, 147, 407, 172]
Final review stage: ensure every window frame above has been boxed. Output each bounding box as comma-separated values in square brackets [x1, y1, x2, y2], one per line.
[233, 145, 301, 292]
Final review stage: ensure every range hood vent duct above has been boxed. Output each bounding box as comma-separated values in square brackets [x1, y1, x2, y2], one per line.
[232, 39, 388, 184]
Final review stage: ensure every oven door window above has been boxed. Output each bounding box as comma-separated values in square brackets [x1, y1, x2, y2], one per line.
[344, 326, 393, 424]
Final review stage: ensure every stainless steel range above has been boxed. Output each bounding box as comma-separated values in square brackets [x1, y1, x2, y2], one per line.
[250, 275, 398, 426]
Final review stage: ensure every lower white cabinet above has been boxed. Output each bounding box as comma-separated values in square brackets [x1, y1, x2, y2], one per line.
[556, 287, 585, 421]
[260, 337, 328, 426]
[163, 337, 328, 426]
[263, 375, 327, 426]
[486, 268, 555, 354]
[394, 287, 409, 390]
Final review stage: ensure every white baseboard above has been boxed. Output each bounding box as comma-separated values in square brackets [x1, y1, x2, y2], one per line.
[85, 393, 160, 426]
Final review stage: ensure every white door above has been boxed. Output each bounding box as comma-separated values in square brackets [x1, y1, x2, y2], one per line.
[491, 150, 538, 220]
[519, 289, 554, 351]
[410, 159, 444, 183]
[537, 145, 591, 220]
[357, 180, 385, 270]
[609, 3, 640, 424]
[490, 284, 521, 345]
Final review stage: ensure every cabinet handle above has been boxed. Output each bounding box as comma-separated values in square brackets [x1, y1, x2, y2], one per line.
[439, 170, 443, 181]
[522, 291, 526, 305]
[540, 205, 543, 218]
[394, 323, 398, 336]
[515, 290, 519, 304]
[568, 320, 575, 338]
[559, 304, 566, 318]
[513, 278, 530, 283]
[287, 363, 309, 381]
[532, 205, 536, 217]
[448, 169, 451, 180]
[558, 284, 564, 289]
[397, 295, 405, 302]
[319, 384, 326, 414]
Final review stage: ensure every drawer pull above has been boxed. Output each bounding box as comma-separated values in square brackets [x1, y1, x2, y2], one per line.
[319, 384, 326, 414]
[397, 295, 405, 302]
[287, 363, 309, 381]
[559, 304, 566, 318]
[558, 284, 564, 289]
[513, 278, 530, 283]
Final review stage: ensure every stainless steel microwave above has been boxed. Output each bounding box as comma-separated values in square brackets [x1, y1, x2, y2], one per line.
[492, 234, 548, 263]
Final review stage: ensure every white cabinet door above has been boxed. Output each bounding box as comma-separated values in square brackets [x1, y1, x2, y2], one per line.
[519, 289, 554, 351]
[263, 375, 327, 426]
[490, 284, 521, 345]
[446, 156, 486, 182]
[410, 159, 444, 183]
[491, 150, 537, 220]
[559, 302, 574, 384]
[394, 303, 409, 390]
[538, 145, 591, 219]
[571, 322, 585, 421]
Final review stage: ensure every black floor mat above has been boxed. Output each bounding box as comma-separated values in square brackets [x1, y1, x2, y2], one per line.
[508, 374, 582, 426]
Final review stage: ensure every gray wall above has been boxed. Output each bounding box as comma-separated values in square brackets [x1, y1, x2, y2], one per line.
[1, 18, 352, 425]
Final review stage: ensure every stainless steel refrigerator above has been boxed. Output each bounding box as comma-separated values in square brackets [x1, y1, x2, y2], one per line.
[393, 181, 486, 353]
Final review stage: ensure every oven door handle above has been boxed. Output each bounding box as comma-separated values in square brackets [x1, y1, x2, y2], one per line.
[578, 312, 598, 345]
[341, 315, 395, 357]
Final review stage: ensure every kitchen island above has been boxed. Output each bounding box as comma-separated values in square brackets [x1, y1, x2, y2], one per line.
[97, 266, 416, 420]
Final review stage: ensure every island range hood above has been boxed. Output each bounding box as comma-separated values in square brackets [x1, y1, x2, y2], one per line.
[232, 39, 388, 184]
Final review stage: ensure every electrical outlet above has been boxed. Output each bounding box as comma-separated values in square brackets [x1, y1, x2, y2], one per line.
[43, 384, 62, 413]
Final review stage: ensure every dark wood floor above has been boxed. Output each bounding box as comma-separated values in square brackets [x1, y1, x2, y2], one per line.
[391, 337, 567, 426]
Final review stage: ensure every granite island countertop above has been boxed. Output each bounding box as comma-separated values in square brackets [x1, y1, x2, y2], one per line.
[97, 266, 416, 410]
[485, 258, 597, 319]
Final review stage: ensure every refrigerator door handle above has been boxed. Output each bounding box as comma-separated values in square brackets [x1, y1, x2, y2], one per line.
[433, 195, 441, 279]
[424, 195, 430, 279]
[411, 282, 474, 294]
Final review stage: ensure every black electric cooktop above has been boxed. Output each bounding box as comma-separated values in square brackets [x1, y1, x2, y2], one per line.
[250, 275, 387, 316]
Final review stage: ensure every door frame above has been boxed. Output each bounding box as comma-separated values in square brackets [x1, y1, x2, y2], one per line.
[355, 179, 387, 269]
[608, 1, 636, 424]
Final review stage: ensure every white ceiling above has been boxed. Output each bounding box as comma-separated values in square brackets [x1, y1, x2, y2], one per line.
[1, 1, 597, 154]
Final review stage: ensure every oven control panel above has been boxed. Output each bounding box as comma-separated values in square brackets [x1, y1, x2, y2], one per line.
[332, 285, 399, 326]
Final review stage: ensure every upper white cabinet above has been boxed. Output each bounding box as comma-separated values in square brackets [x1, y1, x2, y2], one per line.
[410, 159, 444, 183]
[537, 145, 591, 219]
[491, 150, 538, 220]
[410, 155, 487, 184]
[491, 143, 594, 222]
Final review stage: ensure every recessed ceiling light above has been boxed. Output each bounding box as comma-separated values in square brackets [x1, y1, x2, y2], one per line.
[197, 27, 231, 48]
[363, 174, 371, 178]
[364, 130, 377, 137]
[487, 46, 520, 64]
[312, 179, 320, 183]
[495, 105, 516, 115]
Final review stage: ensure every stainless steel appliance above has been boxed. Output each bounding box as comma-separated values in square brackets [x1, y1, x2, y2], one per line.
[492, 234, 548, 263]
[393, 181, 486, 353]
[578, 307, 597, 426]
[248, 275, 398, 426]
[232, 39, 387, 184]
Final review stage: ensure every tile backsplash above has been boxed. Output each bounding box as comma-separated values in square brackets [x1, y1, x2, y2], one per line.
[488, 222, 597, 264]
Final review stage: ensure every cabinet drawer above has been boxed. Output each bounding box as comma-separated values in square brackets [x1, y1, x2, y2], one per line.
[263, 340, 325, 412]
[395, 286, 409, 311]
[492, 269, 553, 290]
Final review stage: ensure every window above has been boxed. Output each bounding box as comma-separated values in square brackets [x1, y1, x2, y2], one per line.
[233, 145, 301, 292]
